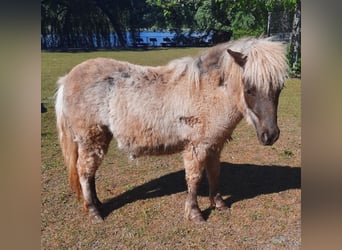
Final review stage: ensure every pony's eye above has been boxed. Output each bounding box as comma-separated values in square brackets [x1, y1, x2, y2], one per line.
[245, 87, 255, 96]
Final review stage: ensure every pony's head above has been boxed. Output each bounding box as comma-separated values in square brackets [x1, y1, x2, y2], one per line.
[227, 38, 288, 145]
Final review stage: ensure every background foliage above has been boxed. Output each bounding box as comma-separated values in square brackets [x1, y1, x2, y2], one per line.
[41, 0, 300, 74]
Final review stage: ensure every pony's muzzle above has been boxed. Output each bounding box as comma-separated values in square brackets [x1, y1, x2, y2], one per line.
[260, 127, 280, 146]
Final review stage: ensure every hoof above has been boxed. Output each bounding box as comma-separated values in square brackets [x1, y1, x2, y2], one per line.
[185, 208, 205, 223]
[216, 205, 229, 211]
[85, 203, 104, 223]
[185, 200, 205, 223]
[190, 213, 205, 224]
[90, 213, 104, 224]
[216, 203, 228, 211]
[210, 194, 227, 210]
[89, 207, 104, 223]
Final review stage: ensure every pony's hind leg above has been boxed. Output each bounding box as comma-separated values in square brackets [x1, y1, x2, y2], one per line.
[205, 153, 227, 210]
[77, 125, 112, 222]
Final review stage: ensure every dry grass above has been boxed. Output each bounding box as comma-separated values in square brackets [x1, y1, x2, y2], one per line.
[41, 48, 301, 249]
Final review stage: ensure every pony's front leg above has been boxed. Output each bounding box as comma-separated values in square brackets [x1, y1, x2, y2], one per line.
[205, 153, 227, 210]
[183, 146, 206, 223]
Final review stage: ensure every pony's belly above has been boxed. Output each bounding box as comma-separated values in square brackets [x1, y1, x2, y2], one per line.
[130, 143, 185, 159]
[116, 136, 186, 159]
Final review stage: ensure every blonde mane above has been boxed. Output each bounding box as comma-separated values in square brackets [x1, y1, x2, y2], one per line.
[165, 37, 289, 93]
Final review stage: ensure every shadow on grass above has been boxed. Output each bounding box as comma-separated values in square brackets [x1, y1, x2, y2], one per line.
[100, 162, 301, 219]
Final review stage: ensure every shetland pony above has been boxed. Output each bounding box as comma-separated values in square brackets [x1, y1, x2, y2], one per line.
[55, 37, 288, 223]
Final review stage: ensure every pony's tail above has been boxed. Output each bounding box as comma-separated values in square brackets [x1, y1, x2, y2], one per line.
[55, 76, 82, 200]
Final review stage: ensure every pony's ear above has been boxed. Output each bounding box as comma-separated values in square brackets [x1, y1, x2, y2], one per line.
[227, 49, 247, 67]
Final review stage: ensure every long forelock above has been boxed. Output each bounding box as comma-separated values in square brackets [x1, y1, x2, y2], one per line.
[241, 38, 289, 94]
[210, 37, 289, 94]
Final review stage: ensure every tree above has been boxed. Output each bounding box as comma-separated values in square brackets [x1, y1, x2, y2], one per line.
[41, 0, 113, 49]
[227, 0, 269, 38]
[41, 0, 300, 54]
[289, 0, 301, 75]
[146, 0, 198, 33]
[194, 0, 232, 43]
[94, 0, 130, 47]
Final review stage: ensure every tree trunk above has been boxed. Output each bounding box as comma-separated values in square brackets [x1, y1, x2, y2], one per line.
[290, 0, 301, 73]
[107, 16, 128, 48]
[95, 0, 128, 48]
[267, 11, 272, 37]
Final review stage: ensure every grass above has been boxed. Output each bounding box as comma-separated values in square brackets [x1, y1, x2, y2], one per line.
[41, 48, 301, 249]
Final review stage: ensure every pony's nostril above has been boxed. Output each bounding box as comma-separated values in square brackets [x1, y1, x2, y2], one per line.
[261, 128, 279, 145]
[262, 132, 268, 144]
